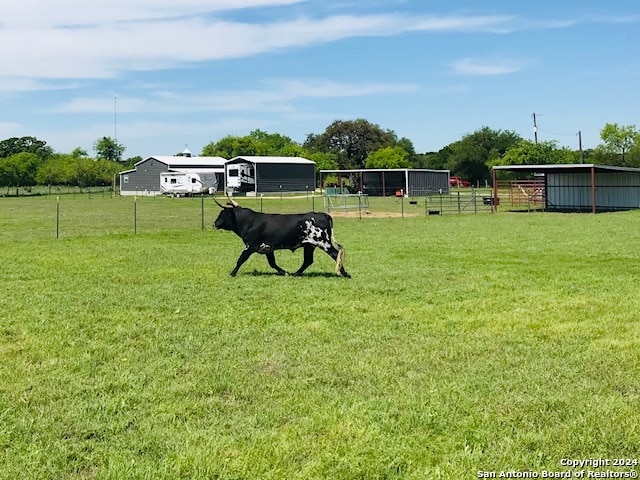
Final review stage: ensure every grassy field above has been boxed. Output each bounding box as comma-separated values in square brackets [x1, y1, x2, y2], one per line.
[1, 195, 640, 479]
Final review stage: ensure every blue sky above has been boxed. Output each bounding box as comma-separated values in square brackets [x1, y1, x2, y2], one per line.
[1, 0, 639, 159]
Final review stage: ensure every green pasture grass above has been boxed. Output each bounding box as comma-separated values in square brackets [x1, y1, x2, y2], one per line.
[1, 195, 640, 479]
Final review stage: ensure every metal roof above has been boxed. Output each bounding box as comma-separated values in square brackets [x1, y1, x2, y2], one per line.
[319, 168, 449, 174]
[227, 156, 315, 165]
[119, 155, 228, 175]
[492, 164, 640, 174]
[145, 155, 228, 167]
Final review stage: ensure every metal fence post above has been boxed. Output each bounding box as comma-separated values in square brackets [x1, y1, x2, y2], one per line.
[134, 196, 137, 234]
[56, 197, 60, 239]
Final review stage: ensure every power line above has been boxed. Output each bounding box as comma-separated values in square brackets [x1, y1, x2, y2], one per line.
[537, 126, 579, 137]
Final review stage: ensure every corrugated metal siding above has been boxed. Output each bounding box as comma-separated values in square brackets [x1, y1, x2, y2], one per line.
[120, 158, 167, 195]
[408, 171, 449, 195]
[256, 164, 315, 193]
[596, 172, 640, 209]
[547, 171, 640, 211]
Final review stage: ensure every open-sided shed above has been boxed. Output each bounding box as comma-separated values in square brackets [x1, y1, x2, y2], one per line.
[225, 156, 316, 195]
[492, 164, 640, 213]
[319, 168, 450, 197]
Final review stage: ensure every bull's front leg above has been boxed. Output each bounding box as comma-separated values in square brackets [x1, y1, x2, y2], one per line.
[230, 246, 255, 277]
[266, 252, 287, 275]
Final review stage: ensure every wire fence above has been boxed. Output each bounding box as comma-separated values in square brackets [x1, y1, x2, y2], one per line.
[1, 189, 503, 242]
[0, 185, 116, 197]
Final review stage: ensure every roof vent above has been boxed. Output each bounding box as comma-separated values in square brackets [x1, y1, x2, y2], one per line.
[182, 146, 192, 157]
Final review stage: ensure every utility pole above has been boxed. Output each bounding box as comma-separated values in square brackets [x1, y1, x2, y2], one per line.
[578, 130, 583, 162]
[114, 94, 118, 143]
[532, 113, 538, 144]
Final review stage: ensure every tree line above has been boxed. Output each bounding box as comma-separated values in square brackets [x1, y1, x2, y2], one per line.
[0, 136, 137, 194]
[2, 120, 639, 192]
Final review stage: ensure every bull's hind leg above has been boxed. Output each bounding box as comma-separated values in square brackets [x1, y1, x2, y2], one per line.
[266, 252, 287, 275]
[321, 245, 351, 278]
[292, 245, 315, 276]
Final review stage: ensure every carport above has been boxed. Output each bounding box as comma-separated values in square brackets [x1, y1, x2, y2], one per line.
[492, 164, 640, 213]
[319, 168, 450, 197]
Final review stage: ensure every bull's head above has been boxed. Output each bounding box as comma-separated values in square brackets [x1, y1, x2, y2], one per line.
[213, 196, 239, 230]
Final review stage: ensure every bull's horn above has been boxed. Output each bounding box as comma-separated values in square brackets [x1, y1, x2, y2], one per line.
[227, 196, 239, 207]
[213, 197, 226, 208]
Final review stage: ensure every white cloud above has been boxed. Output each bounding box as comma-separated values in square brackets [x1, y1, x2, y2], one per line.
[0, 5, 518, 88]
[54, 79, 420, 114]
[451, 58, 525, 76]
[0, 0, 304, 27]
[2, 2, 639, 92]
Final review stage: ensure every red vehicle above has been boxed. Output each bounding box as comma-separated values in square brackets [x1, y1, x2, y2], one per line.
[449, 176, 471, 187]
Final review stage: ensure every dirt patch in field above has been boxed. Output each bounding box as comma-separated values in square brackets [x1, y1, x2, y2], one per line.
[328, 210, 419, 218]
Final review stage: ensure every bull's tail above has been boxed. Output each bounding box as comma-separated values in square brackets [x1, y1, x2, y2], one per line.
[329, 217, 345, 274]
[334, 240, 345, 275]
[327, 215, 349, 277]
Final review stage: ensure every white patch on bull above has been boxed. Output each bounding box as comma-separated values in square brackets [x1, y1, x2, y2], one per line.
[258, 243, 273, 254]
[302, 219, 331, 250]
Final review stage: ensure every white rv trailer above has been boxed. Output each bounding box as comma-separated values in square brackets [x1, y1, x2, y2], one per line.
[225, 162, 256, 193]
[160, 171, 218, 197]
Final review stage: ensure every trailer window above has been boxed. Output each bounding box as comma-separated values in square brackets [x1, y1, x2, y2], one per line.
[171, 178, 177, 184]
[228, 169, 238, 177]
[192, 178, 196, 183]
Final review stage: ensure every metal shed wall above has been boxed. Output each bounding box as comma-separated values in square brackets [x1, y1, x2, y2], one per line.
[547, 171, 640, 212]
[255, 163, 316, 193]
[407, 170, 450, 195]
[120, 158, 167, 195]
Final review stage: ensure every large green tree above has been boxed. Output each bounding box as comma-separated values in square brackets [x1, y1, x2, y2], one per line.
[0, 152, 41, 191]
[444, 127, 522, 185]
[596, 123, 640, 166]
[0, 136, 53, 160]
[94, 136, 125, 162]
[303, 119, 397, 169]
[497, 140, 579, 167]
[36, 154, 121, 187]
[365, 146, 411, 169]
[202, 129, 304, 158]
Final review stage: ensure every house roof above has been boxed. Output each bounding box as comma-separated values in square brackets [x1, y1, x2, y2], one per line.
[227, 156, 315, 165]
[492, 164, 640, 174]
